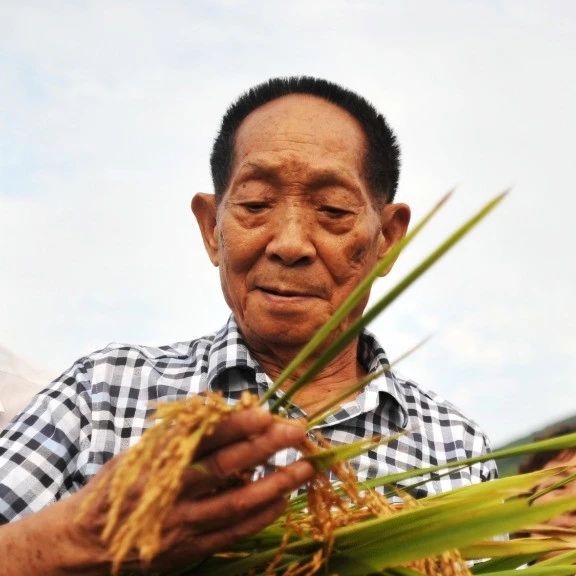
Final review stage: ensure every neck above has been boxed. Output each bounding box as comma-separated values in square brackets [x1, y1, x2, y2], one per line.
[251, 339, 366, 416]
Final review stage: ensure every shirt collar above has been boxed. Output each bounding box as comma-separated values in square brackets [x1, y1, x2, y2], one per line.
[205, 316, 269, 392]
[357, 328, 409, 428]
[205, 315, 409, 426]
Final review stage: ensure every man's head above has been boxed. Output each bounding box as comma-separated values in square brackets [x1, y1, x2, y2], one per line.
[193, 79, 410, 355]
[210, 76, 401, 204]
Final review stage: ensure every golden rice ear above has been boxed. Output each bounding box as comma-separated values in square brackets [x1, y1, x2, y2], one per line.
[92, 393, 239, 573]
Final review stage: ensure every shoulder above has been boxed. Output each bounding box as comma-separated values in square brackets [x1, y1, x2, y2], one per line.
[4, 329, 222, 430]
[388, 375, 498, 492]
[68, 332, 221, 406]
[85, 332, 217, 368]
[359, 329, 493, 457]
[396, 374, 483, 436]
[392, 373, 496, 478]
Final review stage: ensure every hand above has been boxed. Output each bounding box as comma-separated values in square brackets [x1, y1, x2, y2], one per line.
[68, 407, 314, 574]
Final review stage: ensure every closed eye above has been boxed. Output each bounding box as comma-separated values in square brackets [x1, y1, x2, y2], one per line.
[320, 206, 353, 218]
[241, 202, 270, 214]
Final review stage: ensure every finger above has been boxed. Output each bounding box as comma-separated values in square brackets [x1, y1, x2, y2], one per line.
[179, 459, 314, 527]
[203, 418, 307, 479]
[190, 497, 288, 559]
[152, 497, 288, 571]
[195, 407, 275, 457]
[182, 419, 308, 495]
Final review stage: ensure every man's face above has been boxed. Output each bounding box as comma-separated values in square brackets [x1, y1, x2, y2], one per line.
[194, 95, 409, 354]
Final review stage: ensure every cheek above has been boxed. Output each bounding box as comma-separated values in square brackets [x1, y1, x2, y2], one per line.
[344, 215, 382, 268]
[348, 240, 371, 267]
[326, 230, 380, 283]
[218, 225, 262, 274]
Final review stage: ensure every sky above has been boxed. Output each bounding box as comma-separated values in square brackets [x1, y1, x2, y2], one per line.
[1, 0, 575, 446]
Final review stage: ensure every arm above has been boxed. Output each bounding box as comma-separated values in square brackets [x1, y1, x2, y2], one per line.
[0, 408, 314, 575]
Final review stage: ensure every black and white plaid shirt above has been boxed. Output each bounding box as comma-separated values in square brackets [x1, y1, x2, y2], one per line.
[0, 316, 496, 523]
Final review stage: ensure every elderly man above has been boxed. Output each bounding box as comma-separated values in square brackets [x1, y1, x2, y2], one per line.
[0, 77, 496, 574]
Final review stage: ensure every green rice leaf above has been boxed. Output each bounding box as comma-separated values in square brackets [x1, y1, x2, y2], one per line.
[463, 537, 573, 560]
[360, 432, 576, 491]
[326, 493, 576, 568]
[305, 367, 389, 428]
[472, 554, 546, 574]
[305, 434, 400, 472]
[305, 335, 432, 429]
[537, 549, 576, 567]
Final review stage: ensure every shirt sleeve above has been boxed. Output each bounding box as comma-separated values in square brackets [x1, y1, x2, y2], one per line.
[0, 358, 93, 523]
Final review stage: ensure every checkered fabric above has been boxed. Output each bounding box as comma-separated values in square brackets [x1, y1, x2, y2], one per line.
[0, 316, 496, 523]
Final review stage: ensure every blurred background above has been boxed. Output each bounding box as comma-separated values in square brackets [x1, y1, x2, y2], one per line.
[1, 0, 575, 446]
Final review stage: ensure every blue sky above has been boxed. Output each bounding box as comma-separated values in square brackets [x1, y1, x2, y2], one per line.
[1, 0, 575, 445]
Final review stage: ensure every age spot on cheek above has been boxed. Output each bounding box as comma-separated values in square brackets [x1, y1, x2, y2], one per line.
[350, 247, 366, 266]
[348, 243, 368, 267]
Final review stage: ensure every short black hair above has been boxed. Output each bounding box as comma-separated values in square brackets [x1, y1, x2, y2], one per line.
[519, 423, 576, 474]
[210, 76, 400, 203]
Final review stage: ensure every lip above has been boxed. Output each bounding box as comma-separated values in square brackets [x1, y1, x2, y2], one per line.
[255, 286, 319, 299]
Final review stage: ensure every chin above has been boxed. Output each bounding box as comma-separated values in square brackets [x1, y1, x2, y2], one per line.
[244, 320, 321, 350]
[241, 301, 328, 345]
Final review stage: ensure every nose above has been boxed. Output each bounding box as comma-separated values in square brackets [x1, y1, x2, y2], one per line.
[265, 208, 317, 266]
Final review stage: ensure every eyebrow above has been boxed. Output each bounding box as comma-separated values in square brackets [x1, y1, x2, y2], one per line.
[235, 162, 280, 185]
[235, 160, 361, 193]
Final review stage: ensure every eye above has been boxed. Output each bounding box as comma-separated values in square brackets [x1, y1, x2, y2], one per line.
[241, 202, 270, 214]
[320, 205, 353, 219]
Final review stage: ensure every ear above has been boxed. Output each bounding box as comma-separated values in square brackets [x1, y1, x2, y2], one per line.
[377, 203, 411, 276]
[191, 193, 220, 266]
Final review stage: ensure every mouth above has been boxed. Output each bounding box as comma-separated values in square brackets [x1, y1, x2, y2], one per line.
[256, 286, 316, 298]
